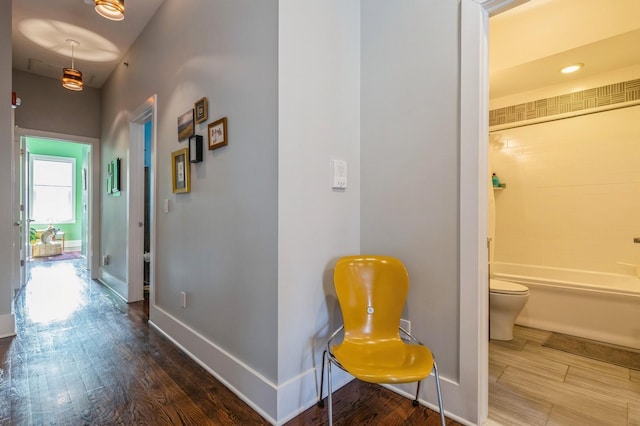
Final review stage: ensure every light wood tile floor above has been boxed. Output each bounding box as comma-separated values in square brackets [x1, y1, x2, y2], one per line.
[489, 325, 640, 426]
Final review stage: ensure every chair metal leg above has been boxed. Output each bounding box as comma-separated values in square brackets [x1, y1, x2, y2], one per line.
[413, 380, 421, 406]
[327, 356, 333, 426]
[317, 350, 327, 407]
[433, 361, 445, 426]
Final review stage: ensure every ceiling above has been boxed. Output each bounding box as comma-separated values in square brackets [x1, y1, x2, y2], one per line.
[12, 0, 165, 88]
[489, 0, 640, 99]
[12, 0, 640, 95]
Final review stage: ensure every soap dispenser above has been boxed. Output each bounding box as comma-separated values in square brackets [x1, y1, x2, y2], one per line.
[492, 173, 500, 187]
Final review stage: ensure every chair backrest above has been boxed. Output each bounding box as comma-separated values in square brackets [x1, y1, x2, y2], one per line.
[334, 255, 409, 342]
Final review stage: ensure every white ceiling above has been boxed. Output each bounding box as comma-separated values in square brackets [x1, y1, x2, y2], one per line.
[490, 0, 640, 99]
[12, 0, 165, 88]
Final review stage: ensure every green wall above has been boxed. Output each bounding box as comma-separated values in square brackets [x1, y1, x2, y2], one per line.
[27, 138, 86, 242]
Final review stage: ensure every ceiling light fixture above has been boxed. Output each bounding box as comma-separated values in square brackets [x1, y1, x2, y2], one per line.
[62, 39, 83, 91]
[560, 63, 583, 74]
[95, 0, 125, 21]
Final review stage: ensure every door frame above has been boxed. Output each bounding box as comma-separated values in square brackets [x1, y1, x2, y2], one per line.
[127, 95, 157, 304]
[15, 127, 100, 279]
[459, 0, 529, 423]
[11, 110, 23, 304]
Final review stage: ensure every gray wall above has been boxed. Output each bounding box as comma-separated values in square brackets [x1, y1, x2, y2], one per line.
[2, 0, 477, 419]
[361, 0, 461, 379]
[12, 70, 101, 138]
[100, 0, 279, 382]
[0, 1, 13, 331]
[276, 1, 361, 415]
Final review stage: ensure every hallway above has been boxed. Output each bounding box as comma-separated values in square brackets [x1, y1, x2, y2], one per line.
[0, 259, 459, 425]
[0, 259, 268, 424]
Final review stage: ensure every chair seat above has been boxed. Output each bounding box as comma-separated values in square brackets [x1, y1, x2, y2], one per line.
[332, 339, 434, 383]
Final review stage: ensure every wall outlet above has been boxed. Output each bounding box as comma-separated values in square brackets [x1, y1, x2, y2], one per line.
[400, 318, 411, 334]
[181, 291, 187, 308]
[102, 254, 110, 266]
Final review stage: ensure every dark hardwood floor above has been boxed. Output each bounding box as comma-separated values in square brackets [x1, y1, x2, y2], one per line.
[0, 258, 461, 425]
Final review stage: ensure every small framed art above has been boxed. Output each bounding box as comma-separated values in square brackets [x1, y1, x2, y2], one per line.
[194, 97, 208, 124]
[208, 117, 228, 150]
[189, 135, 203, 163]
[106, 158, 121, 196]
[177, 109, 194, 141]
[171, 148, 191, 193]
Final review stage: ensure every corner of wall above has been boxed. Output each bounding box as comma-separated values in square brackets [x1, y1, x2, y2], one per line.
[149, 304, 279, 424]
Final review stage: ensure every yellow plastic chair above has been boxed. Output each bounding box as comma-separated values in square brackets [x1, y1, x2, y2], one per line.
[318, 255, 445, 426]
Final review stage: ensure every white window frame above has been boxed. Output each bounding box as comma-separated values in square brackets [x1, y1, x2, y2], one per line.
[29, 154, 76, 224]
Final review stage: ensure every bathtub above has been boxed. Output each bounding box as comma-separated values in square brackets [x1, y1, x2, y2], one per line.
[491, 262, 640, 350]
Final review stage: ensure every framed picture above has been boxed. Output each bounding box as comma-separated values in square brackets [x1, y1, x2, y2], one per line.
[106, 158, 121, 196]
[106, 162, 112, 193]
[208, 117, 228, 150]
[112, 158, 121, 194]
[194, 97, 208, 124]
[172, 148, 191, 193]
[177, 109, 194, 141]
[189, 135, 203, 163]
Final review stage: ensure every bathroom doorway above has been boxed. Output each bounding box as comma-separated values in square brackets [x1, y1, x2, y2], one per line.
[485, 0, 640, 423]
[127, 96, 157, 314]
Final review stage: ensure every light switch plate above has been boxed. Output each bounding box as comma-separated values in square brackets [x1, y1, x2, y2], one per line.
[332, 159, 347, 189]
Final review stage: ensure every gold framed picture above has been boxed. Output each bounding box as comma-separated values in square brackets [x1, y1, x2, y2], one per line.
[177, 109, 194, 141]
[194, 97, 208, 124]
[208, 117, 228, 150]
[171, 148, 190, 193]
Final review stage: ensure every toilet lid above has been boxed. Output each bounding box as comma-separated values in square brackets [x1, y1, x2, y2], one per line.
[490, 279, 529, 295]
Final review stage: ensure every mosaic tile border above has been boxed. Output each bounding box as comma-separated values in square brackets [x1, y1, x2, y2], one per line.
[489, 78, 640, 127]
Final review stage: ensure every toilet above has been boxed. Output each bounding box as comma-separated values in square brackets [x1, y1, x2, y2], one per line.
[489, 279, 529, 341]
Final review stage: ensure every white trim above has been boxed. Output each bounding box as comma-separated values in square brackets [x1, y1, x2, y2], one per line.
[474, 0, 531, 16]
[63, 240, 82, 251]
[382, 382, 478, 426]
[29, 154, 77, 224]
[459, 1, 490, 424]
[149, 305, 278, 424]
[275, 365, 352, 425]
[0, 313, 15, 338]
[98, 269, 128, 303]
[460, 1, 525, 425]
[11, 111, 23, 304]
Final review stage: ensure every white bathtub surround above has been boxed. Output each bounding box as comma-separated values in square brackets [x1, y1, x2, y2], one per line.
[492, 262, 640, 350]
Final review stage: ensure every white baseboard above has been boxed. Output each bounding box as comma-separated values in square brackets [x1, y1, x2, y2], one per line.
[276, 366, 352, 425]
[385, 376, 476, 426]
[149, 304, 279, 423]
[0, 313, 15, 338]
[97, 269, 128, 302]
[148, 303, 357, 425]
[63, 240, 82, 251]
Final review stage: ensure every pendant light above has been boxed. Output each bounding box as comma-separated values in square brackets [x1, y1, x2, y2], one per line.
[95, 0, 125, 21]
[62, 39, 83, 92]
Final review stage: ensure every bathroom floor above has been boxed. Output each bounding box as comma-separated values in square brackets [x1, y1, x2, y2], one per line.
[488, 325, 640, 425]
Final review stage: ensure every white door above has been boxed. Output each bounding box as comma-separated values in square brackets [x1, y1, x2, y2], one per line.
[12, 133, 29, 297]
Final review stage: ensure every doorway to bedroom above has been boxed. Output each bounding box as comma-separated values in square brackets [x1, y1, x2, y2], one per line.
[23, 136, 91, 272]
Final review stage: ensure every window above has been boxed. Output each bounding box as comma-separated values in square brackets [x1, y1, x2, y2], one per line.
[30, 155, 76, 223]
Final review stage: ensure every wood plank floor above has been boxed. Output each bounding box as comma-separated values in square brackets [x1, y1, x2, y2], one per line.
[0, 259, 461, 425]
[489, 325, 640, 426]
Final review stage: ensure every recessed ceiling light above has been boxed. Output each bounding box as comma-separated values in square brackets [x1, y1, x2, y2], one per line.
[560, 63, 583, 74]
